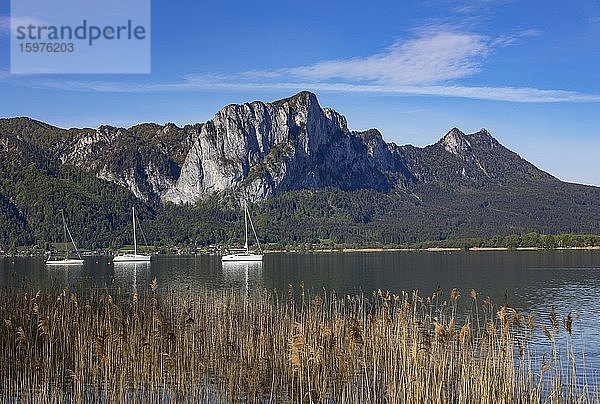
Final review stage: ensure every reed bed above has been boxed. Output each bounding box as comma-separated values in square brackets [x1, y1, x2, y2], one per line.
[0, 282, 596, 403]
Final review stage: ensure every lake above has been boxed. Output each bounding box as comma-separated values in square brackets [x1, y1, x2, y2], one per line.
[1, 250, 599, 379]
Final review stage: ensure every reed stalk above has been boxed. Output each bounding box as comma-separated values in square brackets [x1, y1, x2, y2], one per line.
[0, 284, 596, 402]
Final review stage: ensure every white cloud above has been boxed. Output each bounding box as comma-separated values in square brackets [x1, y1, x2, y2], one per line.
[491, 28, 541, 46]
[34, 75, 600, 103]
[257, 30, 489, 86]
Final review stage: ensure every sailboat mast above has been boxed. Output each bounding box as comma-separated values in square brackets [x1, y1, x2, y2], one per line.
[133, 206, 137, 256]
[247, 204, 263, 254]
[61, 209, 67, 260]
[244, 200, 249, 253]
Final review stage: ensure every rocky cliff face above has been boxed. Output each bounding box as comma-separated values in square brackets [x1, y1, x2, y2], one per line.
[163, 91, 394, 203]
[0, 117, 193, 203]
[58, 125, 183, 203]
[0, 91, 556, 206]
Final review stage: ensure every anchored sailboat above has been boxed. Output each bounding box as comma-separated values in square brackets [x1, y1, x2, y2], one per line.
[222, 201, 263, 262]
[46, 210, 84, 266]
[114, 206, 151, 263]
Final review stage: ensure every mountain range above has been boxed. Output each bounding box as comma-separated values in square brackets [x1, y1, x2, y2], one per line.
[1, 91, 599, 248]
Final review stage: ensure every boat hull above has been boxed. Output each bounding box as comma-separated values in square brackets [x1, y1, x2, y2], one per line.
[46, 259, 84, 266]
[113, 254, 151, 263]
[221, 254, 263, 262]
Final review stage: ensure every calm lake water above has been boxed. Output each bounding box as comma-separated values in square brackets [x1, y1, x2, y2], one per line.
[1, 250, 599, 378]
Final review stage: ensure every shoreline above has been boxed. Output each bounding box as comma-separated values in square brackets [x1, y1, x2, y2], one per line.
[261, 246, 600, 254]
[3, 245, 600, 258]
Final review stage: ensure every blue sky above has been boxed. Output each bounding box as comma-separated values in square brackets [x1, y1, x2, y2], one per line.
[1, 0, 599, 185]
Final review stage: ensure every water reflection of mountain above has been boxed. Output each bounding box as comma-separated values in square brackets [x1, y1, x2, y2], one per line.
[45, 263, 85, 288]
[112, 262, 151, 293]
[263, 251, 600, 308]
[0, 257, 47, 289]
[0, 256, 123, 291]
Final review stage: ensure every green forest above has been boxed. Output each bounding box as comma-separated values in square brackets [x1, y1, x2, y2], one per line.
[2, 165, 600, 254]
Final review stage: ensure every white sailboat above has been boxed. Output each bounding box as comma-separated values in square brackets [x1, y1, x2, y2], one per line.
[114, 206, 151, 263]
[46, 210, 84, 266]
[222, 201, 263, 262]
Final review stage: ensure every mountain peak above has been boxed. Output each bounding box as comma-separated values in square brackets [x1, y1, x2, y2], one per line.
[440, 127, 471, 155]
[272, 91, 319, 108]
[469, 128, 501, 150]
[448, 127, 464, 135]
[473, 128, 494, 139]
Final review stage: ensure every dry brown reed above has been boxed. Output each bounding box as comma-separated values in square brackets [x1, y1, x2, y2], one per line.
[0, 284, 597, 403]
